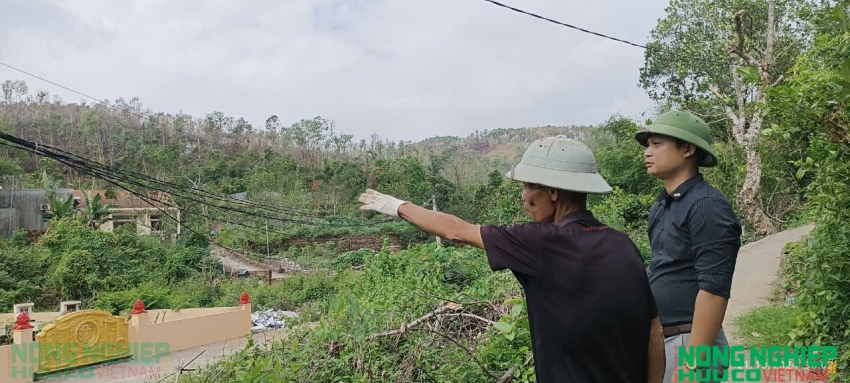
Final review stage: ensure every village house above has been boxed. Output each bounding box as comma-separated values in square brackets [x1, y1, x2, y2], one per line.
[0, 188, 180, 238]
[72, 189, 181, 236]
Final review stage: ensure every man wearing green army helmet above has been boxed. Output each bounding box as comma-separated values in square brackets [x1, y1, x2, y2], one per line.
[635, 110, 742, 383]
[359, 136, 665, 383]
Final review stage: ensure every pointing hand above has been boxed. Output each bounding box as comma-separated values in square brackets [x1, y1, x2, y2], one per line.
[358, 189, 407, 218]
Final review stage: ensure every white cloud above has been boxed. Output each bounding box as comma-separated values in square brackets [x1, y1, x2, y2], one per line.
[0, 0, 669, 143]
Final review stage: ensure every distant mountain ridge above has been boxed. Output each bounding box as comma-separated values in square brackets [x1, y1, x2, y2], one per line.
[405, 125, 592, 185]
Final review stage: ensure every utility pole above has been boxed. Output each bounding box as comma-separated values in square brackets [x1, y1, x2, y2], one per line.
[265, 218, 271, 261]
[432, 195, 441, 248]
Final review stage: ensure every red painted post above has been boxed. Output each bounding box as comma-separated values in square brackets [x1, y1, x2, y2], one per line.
[131, 299, 147, 314]
[13, 311, 34, 330]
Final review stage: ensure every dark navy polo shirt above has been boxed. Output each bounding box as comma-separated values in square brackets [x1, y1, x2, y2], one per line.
[646, 174, 743, 327]
[480, 210, 657, 383]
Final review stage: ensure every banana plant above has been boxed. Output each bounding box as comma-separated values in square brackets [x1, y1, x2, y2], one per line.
[44, 195, 76, 220]
[81, 191, 115, 229]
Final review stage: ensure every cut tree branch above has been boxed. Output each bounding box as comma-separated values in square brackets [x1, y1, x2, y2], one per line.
[367, 303, 462, 341]
[710, 86, 741, 128]
[438, 313, 497, 326]
[771, 74, 785, 87]
[496, 356, 534, 383]
[709, 86, 730, 102]
[729, 10, 759, 67]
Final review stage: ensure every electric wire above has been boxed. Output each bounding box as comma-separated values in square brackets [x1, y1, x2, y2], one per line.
[0, 131, 396, 228]
[479, 0, 647, 49]
[69, 165, 307, 269]
[0, 61, 374, 220]
[0, 139, 299, 265]
[477, 0, 733, 67]
[0, 135, 405, 238]
[0, 141, 432, 286]
[0, 62, 109, 106]
[0, 140, 415, 263]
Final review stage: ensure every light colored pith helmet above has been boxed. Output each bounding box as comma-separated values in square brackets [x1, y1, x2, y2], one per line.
[506, 136, 612, 194]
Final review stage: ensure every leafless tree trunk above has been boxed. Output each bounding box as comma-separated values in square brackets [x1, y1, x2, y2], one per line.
[710, 1, 779, 236]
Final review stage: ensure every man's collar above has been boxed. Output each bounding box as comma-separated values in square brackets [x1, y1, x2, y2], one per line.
[656, 173, 704, 202]
[555, 209, 596, 227]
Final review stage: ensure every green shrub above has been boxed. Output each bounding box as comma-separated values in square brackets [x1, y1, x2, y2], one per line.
[181, 243, 530, 382]
[333, 248, 377, 270]
[782, 223, 850, 375]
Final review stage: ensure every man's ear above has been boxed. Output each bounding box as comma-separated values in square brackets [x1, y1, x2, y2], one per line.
[549, 188, 558, 201]
[683, 143, 696, 159]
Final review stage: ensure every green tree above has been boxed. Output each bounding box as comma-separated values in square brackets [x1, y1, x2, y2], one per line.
[766, 1, 850, 373]
[588, 115, 658, 195]
[640, 0, 814, 236]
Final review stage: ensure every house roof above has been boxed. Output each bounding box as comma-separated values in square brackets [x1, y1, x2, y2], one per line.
[72, 190, 177, 209]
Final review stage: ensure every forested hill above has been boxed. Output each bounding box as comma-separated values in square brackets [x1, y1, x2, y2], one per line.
[0, 84, 598, 246]
[0, 86, 589, 191]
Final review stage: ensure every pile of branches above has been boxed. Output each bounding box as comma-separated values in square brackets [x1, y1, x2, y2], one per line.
[357, 295, 529, 383]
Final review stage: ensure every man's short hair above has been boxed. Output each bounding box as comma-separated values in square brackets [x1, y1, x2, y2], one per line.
[672, 137, 709, 165]
[527, 183, 588, 208]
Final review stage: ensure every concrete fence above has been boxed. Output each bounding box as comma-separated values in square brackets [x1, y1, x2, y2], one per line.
[0, 294, 253, 382]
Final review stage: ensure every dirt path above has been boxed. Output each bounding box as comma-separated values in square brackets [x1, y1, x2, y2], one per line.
[723, 223, 815, 344]
[210, 245, 286, 279]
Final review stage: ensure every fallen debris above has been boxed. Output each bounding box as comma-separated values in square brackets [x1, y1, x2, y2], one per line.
[251, 309, 299, 330]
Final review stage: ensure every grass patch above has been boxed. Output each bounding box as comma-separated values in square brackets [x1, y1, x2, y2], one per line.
[734, 304, 799, 346]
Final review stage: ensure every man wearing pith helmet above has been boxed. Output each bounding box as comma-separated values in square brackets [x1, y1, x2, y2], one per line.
[635, 111, 742, 383]
[359, 136, 665, 383]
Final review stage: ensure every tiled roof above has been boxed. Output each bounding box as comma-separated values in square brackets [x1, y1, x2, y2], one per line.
[72, 190, 177, 209]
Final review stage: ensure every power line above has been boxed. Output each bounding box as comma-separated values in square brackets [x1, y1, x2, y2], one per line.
[477, 1, 737, 68]
[0, 60, 318, 216]
[74, 167, 305, 272]
[0, 59, 395, 221]
[0, 137, 354, 275]
[0, 59, 430, 221]
[0, 139, 402, 244]
[0, 133, 401, 234]
[0, 62, 110, 105]
[479, 0, 647, 49]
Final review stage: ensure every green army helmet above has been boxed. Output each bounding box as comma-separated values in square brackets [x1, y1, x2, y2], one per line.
[506, 136, 613, 194]
[634, 110, 718, 167]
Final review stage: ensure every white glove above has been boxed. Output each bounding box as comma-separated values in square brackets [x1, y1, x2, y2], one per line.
[358, 189, 407, 218]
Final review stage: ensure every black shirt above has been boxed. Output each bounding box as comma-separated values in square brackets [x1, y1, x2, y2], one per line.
[646, 174, 742, 327]
[480, 210, 657, 383]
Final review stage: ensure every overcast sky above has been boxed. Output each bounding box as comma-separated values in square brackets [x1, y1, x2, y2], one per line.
[1, 0, 669, 143]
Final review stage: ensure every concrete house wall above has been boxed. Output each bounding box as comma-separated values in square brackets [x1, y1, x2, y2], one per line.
[0, 189, 74, 239]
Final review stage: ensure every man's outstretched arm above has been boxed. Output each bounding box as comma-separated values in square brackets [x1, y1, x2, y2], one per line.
[359, 188, 539, 276]
[397, 203, 484, 249]
[648, 315, 666, 383]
